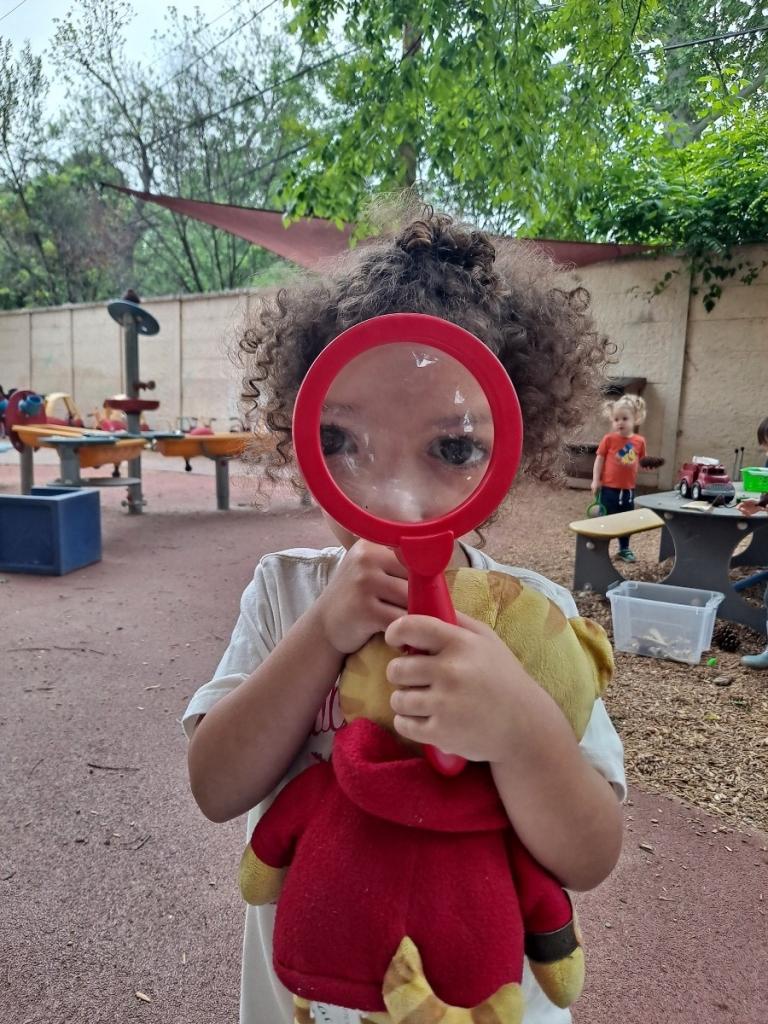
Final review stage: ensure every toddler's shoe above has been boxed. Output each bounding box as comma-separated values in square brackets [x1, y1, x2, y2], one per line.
[617, 549, 636, 563]
[741, 648, 768, 669]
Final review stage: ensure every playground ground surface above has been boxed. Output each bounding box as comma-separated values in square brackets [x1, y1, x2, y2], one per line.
[1, 452, 766, 1024]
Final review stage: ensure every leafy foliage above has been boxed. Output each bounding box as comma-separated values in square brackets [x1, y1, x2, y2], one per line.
[0, 0, 767, 309]
[279, 0, 661, 228]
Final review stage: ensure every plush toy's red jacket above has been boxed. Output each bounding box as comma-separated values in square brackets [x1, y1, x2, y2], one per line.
[250, 719, 573, 1012]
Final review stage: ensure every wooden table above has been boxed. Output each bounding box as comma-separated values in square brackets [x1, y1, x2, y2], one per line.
[635, 490, 768, 634]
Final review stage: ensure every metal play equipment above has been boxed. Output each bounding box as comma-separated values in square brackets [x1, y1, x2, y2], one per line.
[5, 389, 147, 495]
[105, 294, 162, 513]
[6, 291, 263, 511]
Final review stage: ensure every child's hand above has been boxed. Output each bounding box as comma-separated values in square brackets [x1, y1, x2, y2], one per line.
[738, 499, 764, 517]
[315, 541, 409, 655]
[590, 481, 599, 496]
[384, 612, 534, 763]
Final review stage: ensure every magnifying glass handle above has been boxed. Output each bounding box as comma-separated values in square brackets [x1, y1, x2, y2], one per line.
[402, 547, 468, 777]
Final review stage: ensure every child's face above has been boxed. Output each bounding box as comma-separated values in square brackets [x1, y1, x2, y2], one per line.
[319, 343, 494, 523]
[611, 408, 635, 436]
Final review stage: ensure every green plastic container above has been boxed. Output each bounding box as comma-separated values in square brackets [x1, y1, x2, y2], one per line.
[741, 467, 768, 493]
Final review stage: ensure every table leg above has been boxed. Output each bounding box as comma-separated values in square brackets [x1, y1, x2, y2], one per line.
[731, 521, 768, 567]
[573, 535, 623, 596]
[659, 524, 674, 561]
[215, 458, 230, 511]
[660, 516, 767, 634]
[126, 454, 143, 514]
[20, 445, 34, 493]
[57, 447, 83, 487]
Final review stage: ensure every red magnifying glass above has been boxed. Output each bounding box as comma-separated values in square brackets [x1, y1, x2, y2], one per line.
[293, 313, 524, 775]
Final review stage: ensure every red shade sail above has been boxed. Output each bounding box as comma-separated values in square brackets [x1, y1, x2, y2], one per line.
[105, 183, 651, 270]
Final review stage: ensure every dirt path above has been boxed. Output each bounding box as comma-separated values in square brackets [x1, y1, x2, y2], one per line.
[1, 464, 765, 1023]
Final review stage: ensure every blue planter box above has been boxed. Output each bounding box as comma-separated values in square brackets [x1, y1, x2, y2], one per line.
[0, 486, 101, 575]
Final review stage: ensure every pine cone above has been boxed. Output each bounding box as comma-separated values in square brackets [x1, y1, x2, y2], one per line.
[640, 456, 665, 469]
[713, 622, 741, 653]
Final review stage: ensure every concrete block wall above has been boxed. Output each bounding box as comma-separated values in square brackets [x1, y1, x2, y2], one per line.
[677, 245, 768, 474]
[0, 290, 251, 432]
[1, 249, 766, 484]
[571, 254, 691, 489]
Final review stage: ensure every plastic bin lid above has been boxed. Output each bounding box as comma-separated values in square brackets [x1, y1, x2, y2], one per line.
[607, 580, 724, 608]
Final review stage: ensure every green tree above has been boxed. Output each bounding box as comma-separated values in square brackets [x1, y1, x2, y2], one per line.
[569, 2, 768, 306]
[51, 0, 330, 295]
[0, 40, 134, 307]
[277, 0, 663, 228]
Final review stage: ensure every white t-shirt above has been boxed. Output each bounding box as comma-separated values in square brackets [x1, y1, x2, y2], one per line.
[183, 545, 626, 1024]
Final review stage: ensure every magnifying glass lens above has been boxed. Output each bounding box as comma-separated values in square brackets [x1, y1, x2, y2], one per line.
[320, 343, 495, 523]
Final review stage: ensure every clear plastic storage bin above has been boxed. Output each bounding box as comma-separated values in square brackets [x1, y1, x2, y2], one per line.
[607, 581, 724, 665]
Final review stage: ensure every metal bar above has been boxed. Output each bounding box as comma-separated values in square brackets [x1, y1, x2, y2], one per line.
[57, 447, 82, 487]
[215, 457, 230, 510]
[123, 315, 143, 514]
[20, 445, 34, 494]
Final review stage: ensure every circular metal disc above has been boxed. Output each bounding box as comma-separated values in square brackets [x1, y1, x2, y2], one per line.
[107, 300, 160, 335]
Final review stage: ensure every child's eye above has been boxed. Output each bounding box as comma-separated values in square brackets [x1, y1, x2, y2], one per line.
[320, 424, 357, 457]
[427, 435, 488, 467]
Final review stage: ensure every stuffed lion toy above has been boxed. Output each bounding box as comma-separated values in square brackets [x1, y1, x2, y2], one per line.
[240, 568, 613, 1024]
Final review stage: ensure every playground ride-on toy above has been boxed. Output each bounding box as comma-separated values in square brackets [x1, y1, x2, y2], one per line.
[676, 456, 736, 504]
[5, 389, 146, 495]
[44, 392, 85, 428]
[91, 398, 152, 433]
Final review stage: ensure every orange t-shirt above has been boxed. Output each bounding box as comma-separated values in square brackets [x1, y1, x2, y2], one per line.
[597, 432, 646, 490]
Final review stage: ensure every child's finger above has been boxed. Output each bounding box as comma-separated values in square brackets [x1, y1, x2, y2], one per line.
[376, 601, 414, 629]
[453, 610, 496, 638]
[392, 713, 436, 745]
[386, 653, 434, 688]
[389, 685, 433, 718]
[384, 614, 461, 653]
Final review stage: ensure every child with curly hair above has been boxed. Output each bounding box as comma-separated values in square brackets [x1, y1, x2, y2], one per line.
[184, 205, 626, 1024]
[591, 393, 650, 563]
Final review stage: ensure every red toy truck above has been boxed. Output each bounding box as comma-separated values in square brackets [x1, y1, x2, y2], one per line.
[677, 456, 735, 504]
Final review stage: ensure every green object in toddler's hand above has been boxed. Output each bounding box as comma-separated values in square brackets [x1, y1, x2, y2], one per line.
[586, 493, 606, 518]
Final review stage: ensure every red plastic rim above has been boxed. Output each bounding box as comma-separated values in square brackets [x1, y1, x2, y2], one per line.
[292, 313, 524, 547]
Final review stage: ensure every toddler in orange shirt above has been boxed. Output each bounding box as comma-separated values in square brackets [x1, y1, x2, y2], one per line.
[591, 394, 648, 563]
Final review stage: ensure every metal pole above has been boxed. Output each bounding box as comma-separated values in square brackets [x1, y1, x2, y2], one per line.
[20, 445, 33, 494]
[215, 458, 230, 510]
[123, 312, 143, 514]
[58, 447, 82, 487]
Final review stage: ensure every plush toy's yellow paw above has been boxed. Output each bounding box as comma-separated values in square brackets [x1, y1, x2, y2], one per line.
[383, 937, 524, 1024]
[528, 946, 585, 1009]
[238, 844, 285, 905]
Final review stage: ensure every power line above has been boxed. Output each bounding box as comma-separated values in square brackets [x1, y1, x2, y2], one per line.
[0, 0, 30, 23]
[148, 46, 359, 148]
[157, 0, 281, 91]
[661, 22, 768, 52]
[147, 16, 768, 154]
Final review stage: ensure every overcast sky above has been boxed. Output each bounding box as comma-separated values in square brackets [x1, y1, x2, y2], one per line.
[1, 0, 242, 54]
[1, 0, 270, 110]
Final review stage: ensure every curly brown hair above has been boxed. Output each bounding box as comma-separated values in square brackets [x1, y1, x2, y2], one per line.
[238, 205, 612, 482]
